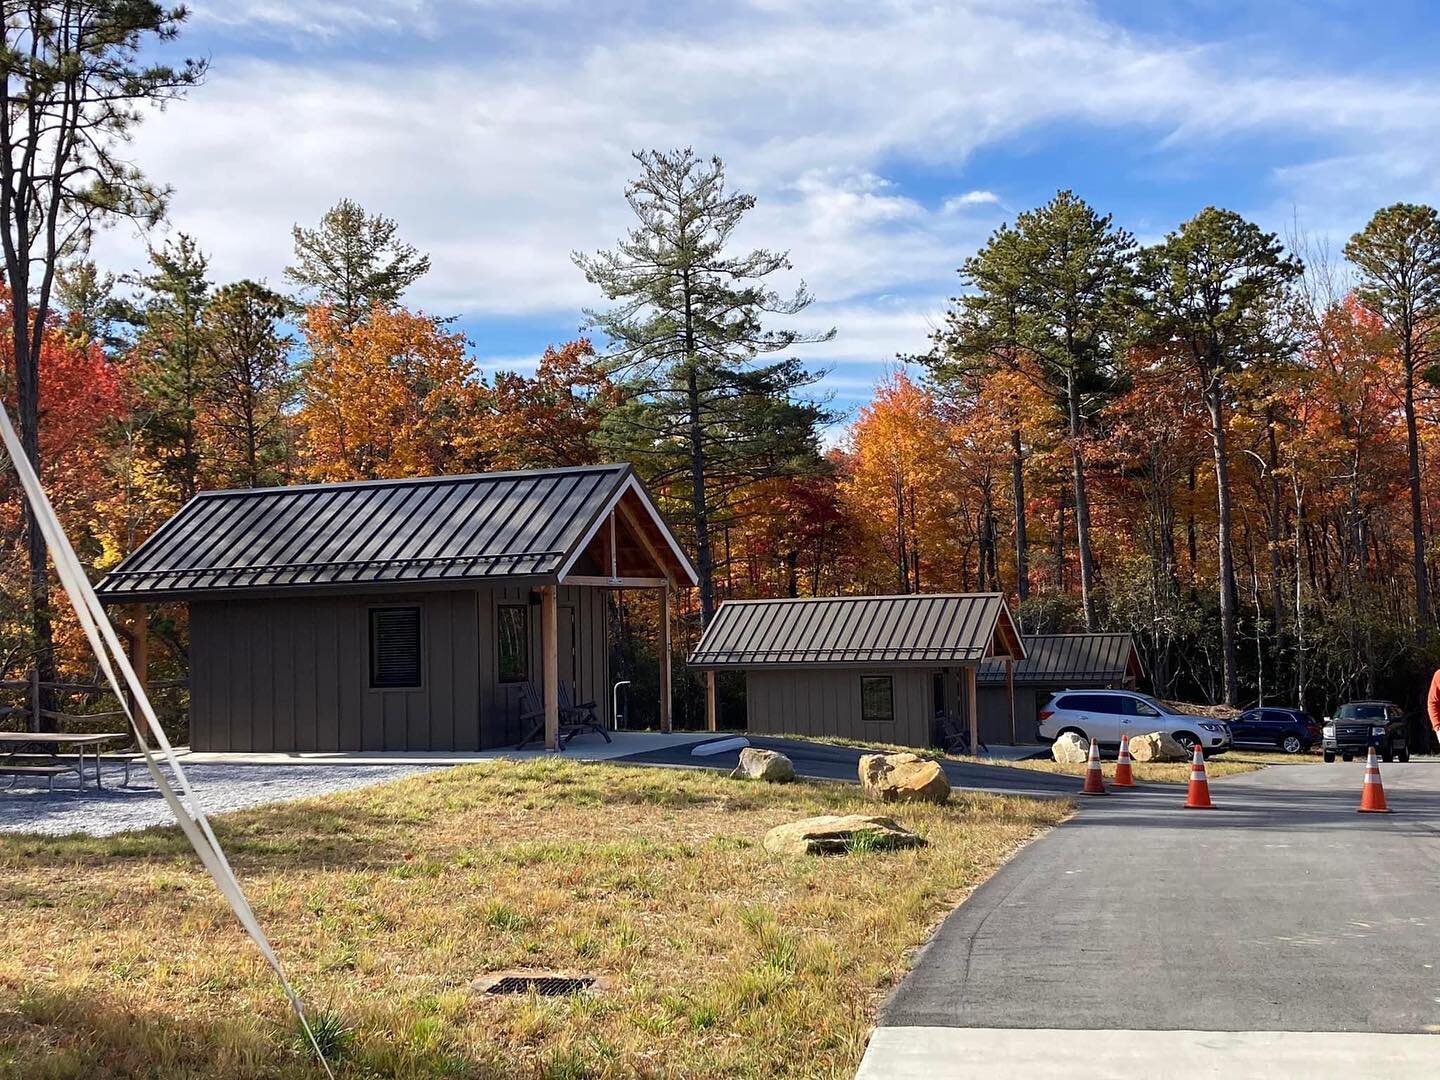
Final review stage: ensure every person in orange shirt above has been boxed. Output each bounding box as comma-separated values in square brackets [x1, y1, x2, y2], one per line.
[1428, 669, 1440, 750]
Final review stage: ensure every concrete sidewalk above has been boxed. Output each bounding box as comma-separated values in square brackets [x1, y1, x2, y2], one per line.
[177, 729, 715, 765]
[858, 1027, 1440, 1079]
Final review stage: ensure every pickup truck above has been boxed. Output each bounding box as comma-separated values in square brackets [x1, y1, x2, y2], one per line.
[1322, 701, 1410, 763]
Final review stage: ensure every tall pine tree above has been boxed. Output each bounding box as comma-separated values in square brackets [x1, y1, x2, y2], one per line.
[575, 149, 833, 624]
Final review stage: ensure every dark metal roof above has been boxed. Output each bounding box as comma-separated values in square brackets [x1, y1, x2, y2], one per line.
[97, 463, 692, 600]
[978, 633, 1142, 685]
[687, 593, 1024, 669]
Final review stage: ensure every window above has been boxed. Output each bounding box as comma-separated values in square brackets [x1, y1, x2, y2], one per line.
[1124, 697, 1161, 718]
[497, 604, 529, 684]
[369, 606, 422, 689]
[860, 676, 894, 724]
[1060, 694, 1118, 714]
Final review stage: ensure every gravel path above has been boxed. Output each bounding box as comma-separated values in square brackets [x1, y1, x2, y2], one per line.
[0, 761, 444, 837]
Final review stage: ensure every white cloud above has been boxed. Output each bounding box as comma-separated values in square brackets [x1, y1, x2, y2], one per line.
[89, 0, 1440, 402]
[942, 190, 1002, 213]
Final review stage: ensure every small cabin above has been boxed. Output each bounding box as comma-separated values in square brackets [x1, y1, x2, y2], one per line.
[96, 464, 696, 753]
[687, 593, 1026, 751]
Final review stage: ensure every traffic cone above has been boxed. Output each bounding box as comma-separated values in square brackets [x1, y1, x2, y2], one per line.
[1183, 742, 1213, 809]
[1357, 747, 1392, 814]
[1080, 738, 1108, 796]
[1114, 734, 1136, 788]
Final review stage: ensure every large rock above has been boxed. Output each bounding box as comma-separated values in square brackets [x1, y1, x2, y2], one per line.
[729, 747, 796, 782]
[1050, 732, 1090, 764]
[762, 814, 924, 857]
[1129, 731, 1188, 763]
[858, 752, 951, 804]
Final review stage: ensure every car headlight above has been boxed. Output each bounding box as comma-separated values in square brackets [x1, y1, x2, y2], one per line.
[1371, 726, 1386, 737]
[1323, 724, 1336, 738]
[1199, 722, 1223, 733]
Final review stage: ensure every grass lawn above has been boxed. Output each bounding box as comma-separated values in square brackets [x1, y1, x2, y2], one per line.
[0, 759, 1069, 1079]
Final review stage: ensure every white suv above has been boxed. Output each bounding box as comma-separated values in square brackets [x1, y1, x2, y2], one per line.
[1037, 690, 1231, 753]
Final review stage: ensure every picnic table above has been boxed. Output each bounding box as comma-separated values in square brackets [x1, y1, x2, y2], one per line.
[0, 731, 129, 795]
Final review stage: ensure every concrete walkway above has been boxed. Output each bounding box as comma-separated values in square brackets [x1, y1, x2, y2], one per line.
[616, 735, 1079, 798]
[858, 759, 1440, 1077]
[178, 729, 715, 765]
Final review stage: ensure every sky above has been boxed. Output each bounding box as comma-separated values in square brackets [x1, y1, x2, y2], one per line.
[91, 0, 1440, 426]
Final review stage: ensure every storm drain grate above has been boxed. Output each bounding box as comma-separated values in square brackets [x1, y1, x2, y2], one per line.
[484, 975, 595, 997]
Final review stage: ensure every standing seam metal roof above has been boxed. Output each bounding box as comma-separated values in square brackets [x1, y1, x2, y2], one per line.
[95, 463, 682, 599]
[977, 633, 1141, 685]
[687, 593, 1023, 668]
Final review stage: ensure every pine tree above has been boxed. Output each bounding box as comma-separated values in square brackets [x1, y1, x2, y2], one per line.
[574, 149, 834, 624]
[1134, 208, 1302, 706]
[200, 281, 296, 488]
[0, 1, 202, 728]
[1343, 204, 1440, 634]
[286, 198, 431, 329]
[927, 191, 1135, 629]
[124, 235, 214, 504]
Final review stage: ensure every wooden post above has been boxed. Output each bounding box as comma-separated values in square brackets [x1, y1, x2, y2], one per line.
[965, 665, 979, 755]
[541, 585, 559, 751]
[705, 669, 717, 732]
[659, 583, 673, 734]
[127, 604, 149, 707]
[1005, 658, 1016, 745]
[27, 664, 40, 734]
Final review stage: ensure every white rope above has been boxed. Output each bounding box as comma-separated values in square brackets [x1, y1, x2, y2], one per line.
[0, 403, 333, 1078]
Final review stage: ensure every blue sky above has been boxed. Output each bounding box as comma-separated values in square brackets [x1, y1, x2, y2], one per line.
[96, 1, 1440, 426]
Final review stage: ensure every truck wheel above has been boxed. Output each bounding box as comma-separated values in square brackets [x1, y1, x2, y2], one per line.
[1281, 735, 1303, 754]
[1383, 746, 1394, 763]
[1399, 746, 1411, 763]
[1342, 753, 1354, 762]
[1323, 751, 1335, 763]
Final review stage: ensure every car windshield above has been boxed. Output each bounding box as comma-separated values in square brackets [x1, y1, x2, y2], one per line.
[1336, 704, 1387, 721]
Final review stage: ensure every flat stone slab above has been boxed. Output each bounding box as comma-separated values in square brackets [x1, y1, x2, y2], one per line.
[857, 1027, 1440, 1079]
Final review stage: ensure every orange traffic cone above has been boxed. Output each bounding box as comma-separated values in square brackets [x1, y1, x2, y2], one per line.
[1357, 746, 1392, 814]
[1183, 742, 1213, 809]
[1114, 734, 1136, 788]
[1080, 738, 1108, 796]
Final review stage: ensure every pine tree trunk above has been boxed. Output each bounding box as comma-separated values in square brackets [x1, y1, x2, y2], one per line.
[1067, 380, 1098, 630]
[1011, 428, 1029, 605]
[10, 298, 56, 733]
[1404, 345, 1431, 633]
[685, 364, 715, 625]
[1206, 384, 1241, 706]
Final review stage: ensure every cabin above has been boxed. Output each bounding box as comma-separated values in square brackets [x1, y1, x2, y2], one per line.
[977, 633, 1144, 744]
[686, 593, 1026, 751]
[95, 464, 696, 753]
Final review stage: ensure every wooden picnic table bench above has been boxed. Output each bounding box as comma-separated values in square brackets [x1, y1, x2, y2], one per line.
[0, 731, 130, 795]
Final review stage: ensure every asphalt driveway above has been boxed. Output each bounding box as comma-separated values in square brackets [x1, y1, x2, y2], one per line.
[616, 735, 1081, 799]
[858, 759, 1440, 1077]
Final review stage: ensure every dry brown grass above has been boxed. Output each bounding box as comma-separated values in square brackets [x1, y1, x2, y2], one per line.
[0, 758, 1069, 1079]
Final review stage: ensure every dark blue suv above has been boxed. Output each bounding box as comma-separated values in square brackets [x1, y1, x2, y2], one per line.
[1229, 706, 1320, 755]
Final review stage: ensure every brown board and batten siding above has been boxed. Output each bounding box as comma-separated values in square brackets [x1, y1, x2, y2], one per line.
[745, 668, 934, 747]
[188, 584, 609, 752]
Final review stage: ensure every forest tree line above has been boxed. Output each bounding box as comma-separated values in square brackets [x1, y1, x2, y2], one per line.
[3, 5, 1439, 733]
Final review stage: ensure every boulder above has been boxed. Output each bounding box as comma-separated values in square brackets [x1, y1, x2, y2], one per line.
[729, 747, 796, 782]
[1050, 732, 1090, 764]
[1128, 731, 1189, 763]
[858, 752, 951, 804]
[762, 813, 924, 857]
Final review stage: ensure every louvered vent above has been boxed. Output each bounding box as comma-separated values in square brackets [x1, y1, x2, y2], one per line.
[370, 606, 422, 689]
